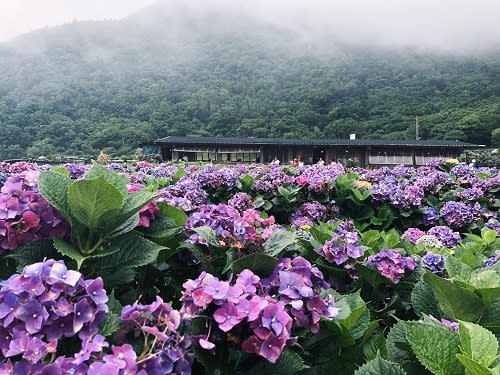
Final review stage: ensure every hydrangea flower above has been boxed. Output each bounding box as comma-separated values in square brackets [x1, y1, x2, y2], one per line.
[160, 177, 208, 211]
[127, 183, 160, 228]
[0, 259, 108, 364]
[0, 172, 68, 251]
[184, 204, 274, 249]
[367, 250, 416, 283]
[118, 296, 193, 374]
[227, 192, 254, 212]
[315, 220, 365, 265]
[421, 253, 445, 273]
[440, 201, 475, 228]
[290, 202, 327, 228]
[181, 257, 338, 363]
[401, 228, 426, 244]
[422, 206, 440, 225]
[427, 226, 462, 247]
[415, 235, 443, 249]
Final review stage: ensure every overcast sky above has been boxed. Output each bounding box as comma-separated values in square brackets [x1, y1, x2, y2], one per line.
[1, 0, 500, 51]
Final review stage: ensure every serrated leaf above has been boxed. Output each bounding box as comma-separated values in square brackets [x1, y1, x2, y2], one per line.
[68, 175, 125, 232]
[480, 299, 500, 333]
[51, 166, 70, 177]
[387, 322, 414, 364]
[96, 233, 165, 270]
[336, 290, 368, 331]
[37, 172, 72, 220]
[101, 268, 136, 287]
[263, 230, 298, 257]
[476, 288, 500, 305]
[84, 163, 129, 195]
[53, 239, 86, 269]
[354, 352, 407, 375]
[458, 321, 498, 366]
[230, 253, 278, 276]
[456, 354, 494, 375]
[423, 271, 485, 321]
[108, 213, 140, 239]
[482, 228, 498, 246]
[411, 280, 442, 318]
[193, 226, 220, 247]
[105, 191, 157, 234]
[99, 290, 122, 337]
[7, 240, 59, 271]
[248, 349, 308, 375]
[445, 256, 472, 283]
[470, 270, 500, 289]
[404, 321, 464, 375]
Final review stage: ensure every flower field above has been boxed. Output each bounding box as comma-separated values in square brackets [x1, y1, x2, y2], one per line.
[1, 159, 500, 374]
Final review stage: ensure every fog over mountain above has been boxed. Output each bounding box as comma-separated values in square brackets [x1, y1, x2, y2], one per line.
[2, 0, 500, 52]
[0, 1, 499, 159]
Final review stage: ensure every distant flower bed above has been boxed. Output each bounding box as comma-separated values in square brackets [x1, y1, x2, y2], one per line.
[0, 159, 500, 374]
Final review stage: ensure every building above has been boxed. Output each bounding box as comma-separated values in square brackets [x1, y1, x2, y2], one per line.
[153, 136, 481, 168]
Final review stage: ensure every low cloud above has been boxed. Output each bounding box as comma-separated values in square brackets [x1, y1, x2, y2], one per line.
[1, 0, 500, 52]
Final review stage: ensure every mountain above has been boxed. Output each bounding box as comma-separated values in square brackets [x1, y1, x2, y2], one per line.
[0, 2, 499, 159]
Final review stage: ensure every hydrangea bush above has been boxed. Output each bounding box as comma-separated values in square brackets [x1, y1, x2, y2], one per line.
[0, 159, 499, 374]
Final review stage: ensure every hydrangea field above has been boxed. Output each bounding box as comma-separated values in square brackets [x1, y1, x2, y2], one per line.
[1, 159, 500, 374]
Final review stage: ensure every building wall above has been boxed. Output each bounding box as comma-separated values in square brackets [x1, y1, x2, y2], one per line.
[158, 142, 463, 167]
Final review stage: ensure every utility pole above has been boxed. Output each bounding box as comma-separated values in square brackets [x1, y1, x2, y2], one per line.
[413, 115, 420, 167]
[415, 116, 420, 140]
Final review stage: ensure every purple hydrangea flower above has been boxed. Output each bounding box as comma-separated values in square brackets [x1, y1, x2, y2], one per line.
[368, 250, 416, 283]
[316, 221, 365, 265]
[402, 228, 426, 244]
[421, 253, 445, 273]
[0, 259, 108, 364]
[440, 201, 475, 228]
[427, 226, 462, 247]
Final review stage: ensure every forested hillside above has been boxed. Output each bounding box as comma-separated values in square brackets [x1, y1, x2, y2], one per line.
[0, 3, 499, 159]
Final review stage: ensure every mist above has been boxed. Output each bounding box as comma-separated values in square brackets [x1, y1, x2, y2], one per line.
[1, 0, 500, 53]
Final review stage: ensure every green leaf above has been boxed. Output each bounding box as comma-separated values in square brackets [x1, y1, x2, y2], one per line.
[37, 172, 72, 219]
[53, 239, 86, 269]
[193, 226, 221, 247]
[482, 228, 498, 246]
[354, 352, 407, 375]
[230, 253, 278, 276]
[351, 188, 372, 202]
[423, 271, 485, 321]
[51, 166, 70, 177]
[157, 202, 188, 226]
[383, 229, 401, 248]
[477, 288, 500, 306]
[103, 191, 157, 236]
[404, 321, 465, 375]
[458, 321, 498, 366]
[411, 280, 442, 318]
[387, 322, 414, 364]
[7, 240, 59, 271]
[361, 230, 381, 247]
[68, 175, 125, 233]
[480, 299, 500, 333]
[99, 290, 122, 337]
[85, 163, 129, 195]
[108, 214, 140, 239]
[97, 233, 166, 270]
[263, 230, 298, 257]
[470, 270, 500, 289]
[248, 349, 308, 375]
[335, 290, 368, 332]
[445, 256, 472, 283]
[456, 355, 494, 375]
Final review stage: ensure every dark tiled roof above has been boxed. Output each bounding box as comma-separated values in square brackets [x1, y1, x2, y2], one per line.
[155, 136, 480, 148]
